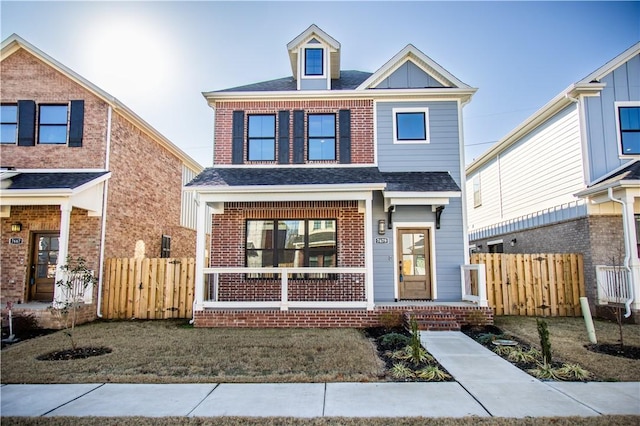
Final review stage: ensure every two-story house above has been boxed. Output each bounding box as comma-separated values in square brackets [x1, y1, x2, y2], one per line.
[465, 42, 640, 320]
[0, 35, 203, 328]
[186, 25, 490, 328]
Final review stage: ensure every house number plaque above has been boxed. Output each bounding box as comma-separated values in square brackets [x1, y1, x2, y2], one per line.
[9, 237, 23, 245]
[375, 237, 389, 244]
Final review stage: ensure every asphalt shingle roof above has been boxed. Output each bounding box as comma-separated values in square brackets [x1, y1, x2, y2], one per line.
[590, 160, 640, 187]
[3, 172, 109, 190]
[186, 167, 460, 193]
[216, 71, 372, 92]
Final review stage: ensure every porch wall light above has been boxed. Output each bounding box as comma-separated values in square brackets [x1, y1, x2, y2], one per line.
[510, 238, 517, 247]
[11, 222, 22, 232]
[378, 219, 386, 235]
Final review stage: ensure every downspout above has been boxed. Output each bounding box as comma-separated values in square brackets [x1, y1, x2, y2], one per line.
[607, 187, 634, 317]
[96, 105, 113, 318]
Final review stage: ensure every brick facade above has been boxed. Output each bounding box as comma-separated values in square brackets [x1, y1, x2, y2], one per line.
[213, 100, 374, 165]
[210, 201, 365, 302]
[194, 305, 493, 328]
[1, 45, 198, 328]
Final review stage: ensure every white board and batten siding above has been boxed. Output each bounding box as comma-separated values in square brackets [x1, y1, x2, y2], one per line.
[181, 165, 212, 233]
[467, 104, 585, 231]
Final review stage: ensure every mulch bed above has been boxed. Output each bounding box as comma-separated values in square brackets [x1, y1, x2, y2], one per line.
[585, 343, 640, 360]
[36, 347, 112, 361]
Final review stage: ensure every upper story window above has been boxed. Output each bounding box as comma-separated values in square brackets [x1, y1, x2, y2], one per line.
[247, 114, 276, 161]
[393, 108, 429, 144]
[38, 104, 69, 144]
[617, 104, 640, 155]
[308, 113, 335, 160]
[1, 104, 17, 144]
[305, 48, 324, 76]
[473, 175, 482, 208]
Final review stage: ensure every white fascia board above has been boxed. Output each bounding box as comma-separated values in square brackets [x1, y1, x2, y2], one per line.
[192, 182, 385, 194]
[575, 180, 640, 199]
[210, 163, 378, 169]
[203, 87, 477, 104]
[197, 189, 377, 204]
[0, 195, 69, 206]
[578, 41, 640, 84]
[383, 191, 461, 199]
[466, 83, 605, 175]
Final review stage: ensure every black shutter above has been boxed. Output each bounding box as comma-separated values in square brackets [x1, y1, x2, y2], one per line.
[68, 100, 84, 147]
[293, 110, 305, 164]
[278, 110, 290, 164]
[17, 100, 36, 146]
[232, 110, 245, 164]
[339, 109, 351, 164]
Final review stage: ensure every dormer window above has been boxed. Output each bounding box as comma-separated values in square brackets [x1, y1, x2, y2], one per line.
[305, 48, 324, 76]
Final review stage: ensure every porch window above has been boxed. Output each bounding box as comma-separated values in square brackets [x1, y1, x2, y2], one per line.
[246, 219, 337, 278]
[1, 104, 17, 144]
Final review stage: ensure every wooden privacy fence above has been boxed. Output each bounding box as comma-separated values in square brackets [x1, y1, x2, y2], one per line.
[102, 258, 195, 320]
[471, 253, 586, 317]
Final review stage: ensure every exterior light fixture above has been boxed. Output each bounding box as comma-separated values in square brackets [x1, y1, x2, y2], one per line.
[11, 222, 22, 232]
[378, 219, 386, 235]
[510, 238, 517, 247]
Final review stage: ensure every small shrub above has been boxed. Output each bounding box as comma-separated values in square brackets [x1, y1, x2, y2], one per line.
[507, 347, 540, 364]
[493, 345, 513, 356]
[4, 313, 41, 337]
[378, 311, 404, 330]
[379, 332, 410, 349]
[558, 363, 591, 381]
[528, 363, 562, 380]
[390, 362, 414, 379]
[415, 365, 451, 381]
[536, 318, 553, 365]
[477, 333, 503, 344]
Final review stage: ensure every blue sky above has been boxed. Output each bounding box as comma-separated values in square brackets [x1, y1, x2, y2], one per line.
[2, 1, 639, 167]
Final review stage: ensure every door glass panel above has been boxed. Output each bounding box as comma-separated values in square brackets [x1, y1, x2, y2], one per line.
[36, 236, 59, 279]
[401, 232, 426, 276]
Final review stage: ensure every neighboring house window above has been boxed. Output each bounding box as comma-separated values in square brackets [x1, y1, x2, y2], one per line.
[38, 104, 68, 144]
[488, 240, 503, 253]
[246, 219, 337, 278]
[618, 105, 640, 155]
[1, 104, 17, 144]
[160, 235, 171, 258]
[305, 48, 323, 76]
[393, 108, 429, 144]
[308, 114, 335, 160]
[473, 175, 482, 208]
[247, 114, 276, 161]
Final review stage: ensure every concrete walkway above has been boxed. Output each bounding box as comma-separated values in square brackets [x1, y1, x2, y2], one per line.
[1, 332, 638, 418]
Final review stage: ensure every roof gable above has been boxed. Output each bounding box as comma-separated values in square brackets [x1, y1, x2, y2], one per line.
[1, 34, 202, 173]
[287, 24, 341, 80]
[357, 44, 470, 90]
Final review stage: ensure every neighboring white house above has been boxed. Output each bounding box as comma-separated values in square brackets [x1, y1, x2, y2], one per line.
[466, 42, 640, 319]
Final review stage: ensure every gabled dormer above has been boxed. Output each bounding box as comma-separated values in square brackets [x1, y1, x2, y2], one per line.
[287, 24, 340, 91]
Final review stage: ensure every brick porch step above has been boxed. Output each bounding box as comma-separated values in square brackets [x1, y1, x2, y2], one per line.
[404, 311, 461, 331]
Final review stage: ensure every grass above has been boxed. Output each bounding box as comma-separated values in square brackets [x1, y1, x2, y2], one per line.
[494, 316, 640, 382]
[1, 320, 384, 384]
[2, 416, 640, 426]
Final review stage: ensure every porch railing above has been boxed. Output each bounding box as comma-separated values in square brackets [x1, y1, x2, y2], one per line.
[56, 270, 94, 305]
[596, 265, 633, 305]
[203, 267, 368, 310]
[460, 264, 488, 307]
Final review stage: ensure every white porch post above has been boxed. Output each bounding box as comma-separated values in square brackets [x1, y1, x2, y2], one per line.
[194, 194, 208, 311]
[53, 202, 72, 306]
[364, 194, 374, 310]
[622, 191, 640, 312]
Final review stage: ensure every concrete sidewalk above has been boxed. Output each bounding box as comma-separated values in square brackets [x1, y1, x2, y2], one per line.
[1, 332, 639, 419]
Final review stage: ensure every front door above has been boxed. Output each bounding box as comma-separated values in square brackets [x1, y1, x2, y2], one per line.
[29, 233, 59, 301]
[397, 228, 431, 300]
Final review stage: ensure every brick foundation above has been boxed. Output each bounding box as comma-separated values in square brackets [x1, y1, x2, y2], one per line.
[193, 305, 493, 328]
[2, 303, 97, 330]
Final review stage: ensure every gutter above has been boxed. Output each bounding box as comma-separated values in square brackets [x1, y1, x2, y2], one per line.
[607, 187, 634, 318]
[96, 105, 112, 318]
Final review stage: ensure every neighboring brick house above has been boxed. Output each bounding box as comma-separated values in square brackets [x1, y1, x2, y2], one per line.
[0, 34, 203, 327]
[465, 42, 640, 320]
[186, 25, 491, 328]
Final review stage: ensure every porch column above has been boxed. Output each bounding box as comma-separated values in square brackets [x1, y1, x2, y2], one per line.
[622, 191, 640, 312]
[194, 194, 208, 311]
[364, 194, 374, 310]
[53, 202, 72, 306]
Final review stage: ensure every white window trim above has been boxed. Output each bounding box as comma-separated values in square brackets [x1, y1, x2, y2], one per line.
[301, 46, 327, 80]
[392, 107, 430, 144]
[392, 221, 437, 301]
[615, 101, 640, 158]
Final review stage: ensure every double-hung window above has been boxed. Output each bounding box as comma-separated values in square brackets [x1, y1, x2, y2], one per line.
[38, 104, 68, 144]
[308, 114, 335, 160]
[617, 104, 640, 155]
[247, 114, 276, 161]
[393, 108, 429, 144]
[0, 104, 17, 144]
[246, 219, 337, 278]
[304, 48, 323, 76]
